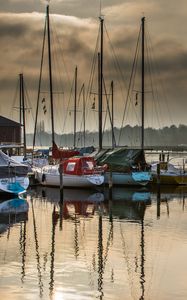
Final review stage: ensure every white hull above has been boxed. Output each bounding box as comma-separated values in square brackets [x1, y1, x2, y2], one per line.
[35, 168, 104, 188]
[104, 171, 151, 186]
[0, 176, 30, 195]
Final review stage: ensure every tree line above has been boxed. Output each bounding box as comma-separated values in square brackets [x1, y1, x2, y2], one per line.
[26, 124, 187, 148]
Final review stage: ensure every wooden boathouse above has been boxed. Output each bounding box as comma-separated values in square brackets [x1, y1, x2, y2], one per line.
[0, 115, 21, 144]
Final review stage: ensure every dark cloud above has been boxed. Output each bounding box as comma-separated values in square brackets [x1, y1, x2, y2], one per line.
[0, 0, 187, 131]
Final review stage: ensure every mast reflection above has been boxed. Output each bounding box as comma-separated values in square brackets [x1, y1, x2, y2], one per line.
[104, 187, 150, 300]
[49, 205, 58, 296]
[31, 198, 43, 297]
[19, 220, 27, 283]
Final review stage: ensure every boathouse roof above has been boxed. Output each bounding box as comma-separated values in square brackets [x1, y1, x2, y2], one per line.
[0, 115, 21, 127]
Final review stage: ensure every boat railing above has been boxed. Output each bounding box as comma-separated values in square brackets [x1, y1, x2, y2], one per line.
[168, 157, 186, 173]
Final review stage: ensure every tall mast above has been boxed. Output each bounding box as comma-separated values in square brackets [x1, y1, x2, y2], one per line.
[46, 5, 55, 144]
[33, 17, 47, 154]
[141, 17, 145, 150]
[82, 84, 86, 147]
[20, 73, 26, 158]
[98, 16, 104, 151]
[111, 81, 116, 149]
[73, 66, 77, 148]
[19, 74, 22, 125]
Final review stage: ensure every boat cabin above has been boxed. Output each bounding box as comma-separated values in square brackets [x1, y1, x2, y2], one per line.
[60, 156, 98, 176]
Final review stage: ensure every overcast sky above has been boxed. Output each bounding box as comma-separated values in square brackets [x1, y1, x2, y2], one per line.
[0, 0, 187, 134]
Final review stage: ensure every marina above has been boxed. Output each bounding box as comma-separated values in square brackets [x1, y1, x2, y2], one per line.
[0, 0, 187, 299]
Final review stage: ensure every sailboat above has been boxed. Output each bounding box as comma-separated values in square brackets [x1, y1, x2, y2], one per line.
[0, 150, 29, 195]
[95, 17, 152, 186]
[151, 157, 187, 185]
[33, 5, 104, 189]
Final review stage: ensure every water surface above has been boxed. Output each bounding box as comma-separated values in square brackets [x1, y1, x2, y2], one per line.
[0, 185, 187, 300]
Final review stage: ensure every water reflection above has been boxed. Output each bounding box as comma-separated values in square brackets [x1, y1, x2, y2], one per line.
[31, 197, 43, 297]
[0, 186, 187, 300]
[49, 205, 57, 297]
[104, 187, 149, 300]
[19, 220, 26, 283]
[0, 197, 28, 234]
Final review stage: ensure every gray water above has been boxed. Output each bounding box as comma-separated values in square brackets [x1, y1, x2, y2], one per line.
[0, 185, 187, 300]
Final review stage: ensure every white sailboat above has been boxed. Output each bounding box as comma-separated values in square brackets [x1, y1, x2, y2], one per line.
[32, 6, 104, 189]
[34, 154, 104, 188]
[0, 150, 29, 195]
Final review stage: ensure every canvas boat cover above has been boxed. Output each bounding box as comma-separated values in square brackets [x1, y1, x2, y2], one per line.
[0, 150, 29, 177]
[95, 148, 148, 172]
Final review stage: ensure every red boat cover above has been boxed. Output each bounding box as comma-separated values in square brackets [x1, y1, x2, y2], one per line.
[52, 142, 80, 159]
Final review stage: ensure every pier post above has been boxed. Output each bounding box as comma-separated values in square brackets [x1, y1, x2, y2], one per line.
[156, 163, 160, 219]
[157, 163, 160, 185]
[59, 161, 64, 202]
[108, 167, 113, 200]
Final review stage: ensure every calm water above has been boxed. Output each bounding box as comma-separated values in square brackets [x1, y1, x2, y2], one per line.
[0, 185, 187, 300]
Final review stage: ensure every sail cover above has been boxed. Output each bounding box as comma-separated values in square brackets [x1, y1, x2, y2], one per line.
[95, 148, 148, 172]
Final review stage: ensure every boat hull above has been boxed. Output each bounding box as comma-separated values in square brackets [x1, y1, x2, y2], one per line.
[104, 171, 151, 186]
[152, 173, 187, 185]
[35, 170, 104, 188]
[0, 177, 29, 195]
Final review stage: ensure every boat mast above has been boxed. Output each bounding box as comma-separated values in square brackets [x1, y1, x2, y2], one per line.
[82, 84, 86, 147]
[111, 80, 116, 149]
[32, 16, 47, 155]
[98, 16, 104, 151]
[20, 73, 27, 158]
[73, 66, 77, 148]
[141, 17, 145, 150]
[46, 5, 55, 144]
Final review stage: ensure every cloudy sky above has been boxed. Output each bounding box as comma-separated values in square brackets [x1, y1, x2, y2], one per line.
[0, 0, 187, 134]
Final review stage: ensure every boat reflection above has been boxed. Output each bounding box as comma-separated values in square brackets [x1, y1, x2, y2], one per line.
[104, 187, 151, 300]
[32, 186, 104, 204]
[0, 197, 29, 233]
[104, 187, 151, 221]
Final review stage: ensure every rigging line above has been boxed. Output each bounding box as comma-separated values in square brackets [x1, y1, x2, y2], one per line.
[84, 26, 100, 121]
[146, 27, 173, 127]
[33, 15, 47, 153]
[50, 31, 64, 136]
[24, 82, 35, 124]
[118, 27, 141, 145]
[103, 77, 116, 145]
[87, 31, 100, 100]
[10, 77, 19, 120]
[145, 30, 163, 130]
[77, 83, 85, 146]
[61, 75, 74, 134]
[131, 32, 142, 124]
[124, 34, 141, 135]
[104, 24, 128, 95]
[50, 15, 71, 87]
